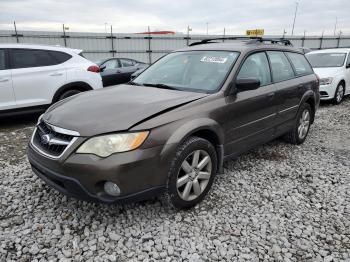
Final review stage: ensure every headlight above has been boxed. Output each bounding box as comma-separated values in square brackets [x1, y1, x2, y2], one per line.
[76, 131, 149, 157]
[320, 77, 333, 85]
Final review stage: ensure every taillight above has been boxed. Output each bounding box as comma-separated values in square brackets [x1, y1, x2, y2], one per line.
[87, 65, 100, 73]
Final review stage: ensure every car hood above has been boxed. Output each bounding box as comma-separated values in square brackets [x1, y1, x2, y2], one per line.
[43, 84, 208, 137]
[313, 67, 343, 78]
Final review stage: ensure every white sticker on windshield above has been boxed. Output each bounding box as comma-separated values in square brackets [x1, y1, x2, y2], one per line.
[200, 56, 228, 63]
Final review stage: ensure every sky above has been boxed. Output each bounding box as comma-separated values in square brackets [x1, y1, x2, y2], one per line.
[0, 0, 349, 36]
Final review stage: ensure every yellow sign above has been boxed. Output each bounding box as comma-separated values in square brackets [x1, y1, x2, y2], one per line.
[246, 29, 264, 36]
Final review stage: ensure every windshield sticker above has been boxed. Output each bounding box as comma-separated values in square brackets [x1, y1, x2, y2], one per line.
[200, 56, 228, 63]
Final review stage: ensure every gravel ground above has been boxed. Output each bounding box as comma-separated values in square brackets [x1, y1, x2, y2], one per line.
[0, 99, 350, 262]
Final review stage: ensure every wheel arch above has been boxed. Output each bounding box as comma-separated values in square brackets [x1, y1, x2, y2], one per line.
[163, 118, 225, 172]
[300, 91, 317, 124]
[52, 81, 93, 103]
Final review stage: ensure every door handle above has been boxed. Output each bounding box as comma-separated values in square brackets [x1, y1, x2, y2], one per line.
[266, 92, 275, 98]
[0, 78, 9, 82]
[50, 72, 63, 76]
[116, 70, 122, 73]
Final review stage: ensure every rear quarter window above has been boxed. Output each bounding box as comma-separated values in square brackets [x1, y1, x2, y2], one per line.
[49, 51, 72, 64]
[285, 52, 313, 76]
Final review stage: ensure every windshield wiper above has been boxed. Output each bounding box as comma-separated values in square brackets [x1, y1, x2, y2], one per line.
[142, 83, 179, 90]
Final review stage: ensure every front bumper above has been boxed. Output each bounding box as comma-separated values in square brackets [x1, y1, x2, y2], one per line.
[27, 143, 175, 203]
[319, 83, 336, 100]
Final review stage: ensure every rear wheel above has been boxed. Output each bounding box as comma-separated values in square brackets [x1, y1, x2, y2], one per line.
[333, 83, 345, 105]
[284, 103, 312, 145]
[163, 136, 217, 209]
[58, 89, 82, 101]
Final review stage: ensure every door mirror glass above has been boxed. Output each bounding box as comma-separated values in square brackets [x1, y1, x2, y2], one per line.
[235, 78, 260, 91]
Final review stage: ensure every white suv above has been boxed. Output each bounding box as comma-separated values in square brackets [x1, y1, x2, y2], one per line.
[306, 48, 350, 104]
[0, 44, 103, 114]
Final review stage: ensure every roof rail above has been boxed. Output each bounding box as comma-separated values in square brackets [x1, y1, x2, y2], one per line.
[189, 37, 292, 47]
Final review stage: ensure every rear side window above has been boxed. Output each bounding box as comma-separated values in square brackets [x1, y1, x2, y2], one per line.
[49, 51, 72, 64]
[267, 51, 295, 82]
[11, 49, 70, 69]
[0, 50, 5, 70]
[237, 52, 271, 86]
[285, 52, 313, 76]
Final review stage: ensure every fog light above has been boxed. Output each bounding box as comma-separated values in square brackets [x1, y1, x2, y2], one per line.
[104, 181, 121, 196]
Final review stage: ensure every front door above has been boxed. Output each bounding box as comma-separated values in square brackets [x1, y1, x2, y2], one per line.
[223, 51, 278, 156]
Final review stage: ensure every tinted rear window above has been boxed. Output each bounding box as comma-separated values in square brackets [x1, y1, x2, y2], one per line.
[11, 49, 71, 69]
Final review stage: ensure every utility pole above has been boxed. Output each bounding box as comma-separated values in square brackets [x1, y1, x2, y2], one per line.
[333, 17, 338, 36]
[223, 27, 226, 42]
[13, 21, 19, 43]
[104, 23, 108, 34]
[282, 29, 287, 38]
[291, 1, 299, 36]
[186, 26, 192, 46]
[110, 25, 115, 57]
[206, 22, 209, 35]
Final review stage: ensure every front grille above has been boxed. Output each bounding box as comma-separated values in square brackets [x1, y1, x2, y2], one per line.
[32, 121, 76, 158]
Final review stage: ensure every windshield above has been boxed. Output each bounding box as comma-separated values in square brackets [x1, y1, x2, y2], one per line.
[133, 51, 239, 93]
[306, 53, 346, 68]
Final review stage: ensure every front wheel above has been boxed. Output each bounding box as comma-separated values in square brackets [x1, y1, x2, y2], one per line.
[163, 136, 217, 209]
[333, 83, 345, 105]
[284, 103, 312, 145]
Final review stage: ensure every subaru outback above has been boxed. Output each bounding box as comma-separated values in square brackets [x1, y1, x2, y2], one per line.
[28, 37, 320, 209]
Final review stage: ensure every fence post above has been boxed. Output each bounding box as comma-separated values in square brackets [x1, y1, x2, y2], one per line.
[223, 28, 225, 42]
[147, 26, 152, 64]
[110, 25, 115, 57]
[62, 24, 67, 47]
[319, 36, 323, 50]
[337, 35, 341, 48]
[13, 21, 19, 43]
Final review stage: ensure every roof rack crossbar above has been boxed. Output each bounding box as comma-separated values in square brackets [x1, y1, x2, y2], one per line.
[189, 37, 292, 47]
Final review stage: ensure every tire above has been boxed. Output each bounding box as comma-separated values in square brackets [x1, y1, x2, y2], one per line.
[58, 89, 82, 101]
[284, 103, 312, 145]
[333, 83, 345, 105]
[162, 136, 217, 209]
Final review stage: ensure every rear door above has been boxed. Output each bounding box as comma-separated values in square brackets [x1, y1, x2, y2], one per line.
[0, 49, 16, 110]
[267, 51, 304, 126]
[10, 48, 67, 108]
[224, 51, 278, 156]
[345, 53, 350, 95]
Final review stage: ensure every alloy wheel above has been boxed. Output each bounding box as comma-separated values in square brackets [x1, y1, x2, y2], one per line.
[298, 109, 310, 139]
[176, 150, 212, 201]
[336, 85, 344, 103]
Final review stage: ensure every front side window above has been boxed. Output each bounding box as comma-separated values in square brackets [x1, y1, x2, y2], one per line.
[11, 49, 60, 69]
[306, 53, 346, 68]
[120, 59, 134, 67]
[236, 52, 271, 86]
[103, 59, 120, 69]
[133, 51, 239, 93]
[0, 50, 5, 70]
[267, 51, 295, 82]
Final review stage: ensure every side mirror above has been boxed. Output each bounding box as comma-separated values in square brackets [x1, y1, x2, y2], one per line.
[346, 63, 350, 69]
[235, 78, 260, 92]
[99, 65, 106, 72]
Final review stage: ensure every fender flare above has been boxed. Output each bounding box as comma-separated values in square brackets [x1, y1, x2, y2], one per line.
[52, 81, 93, 103]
